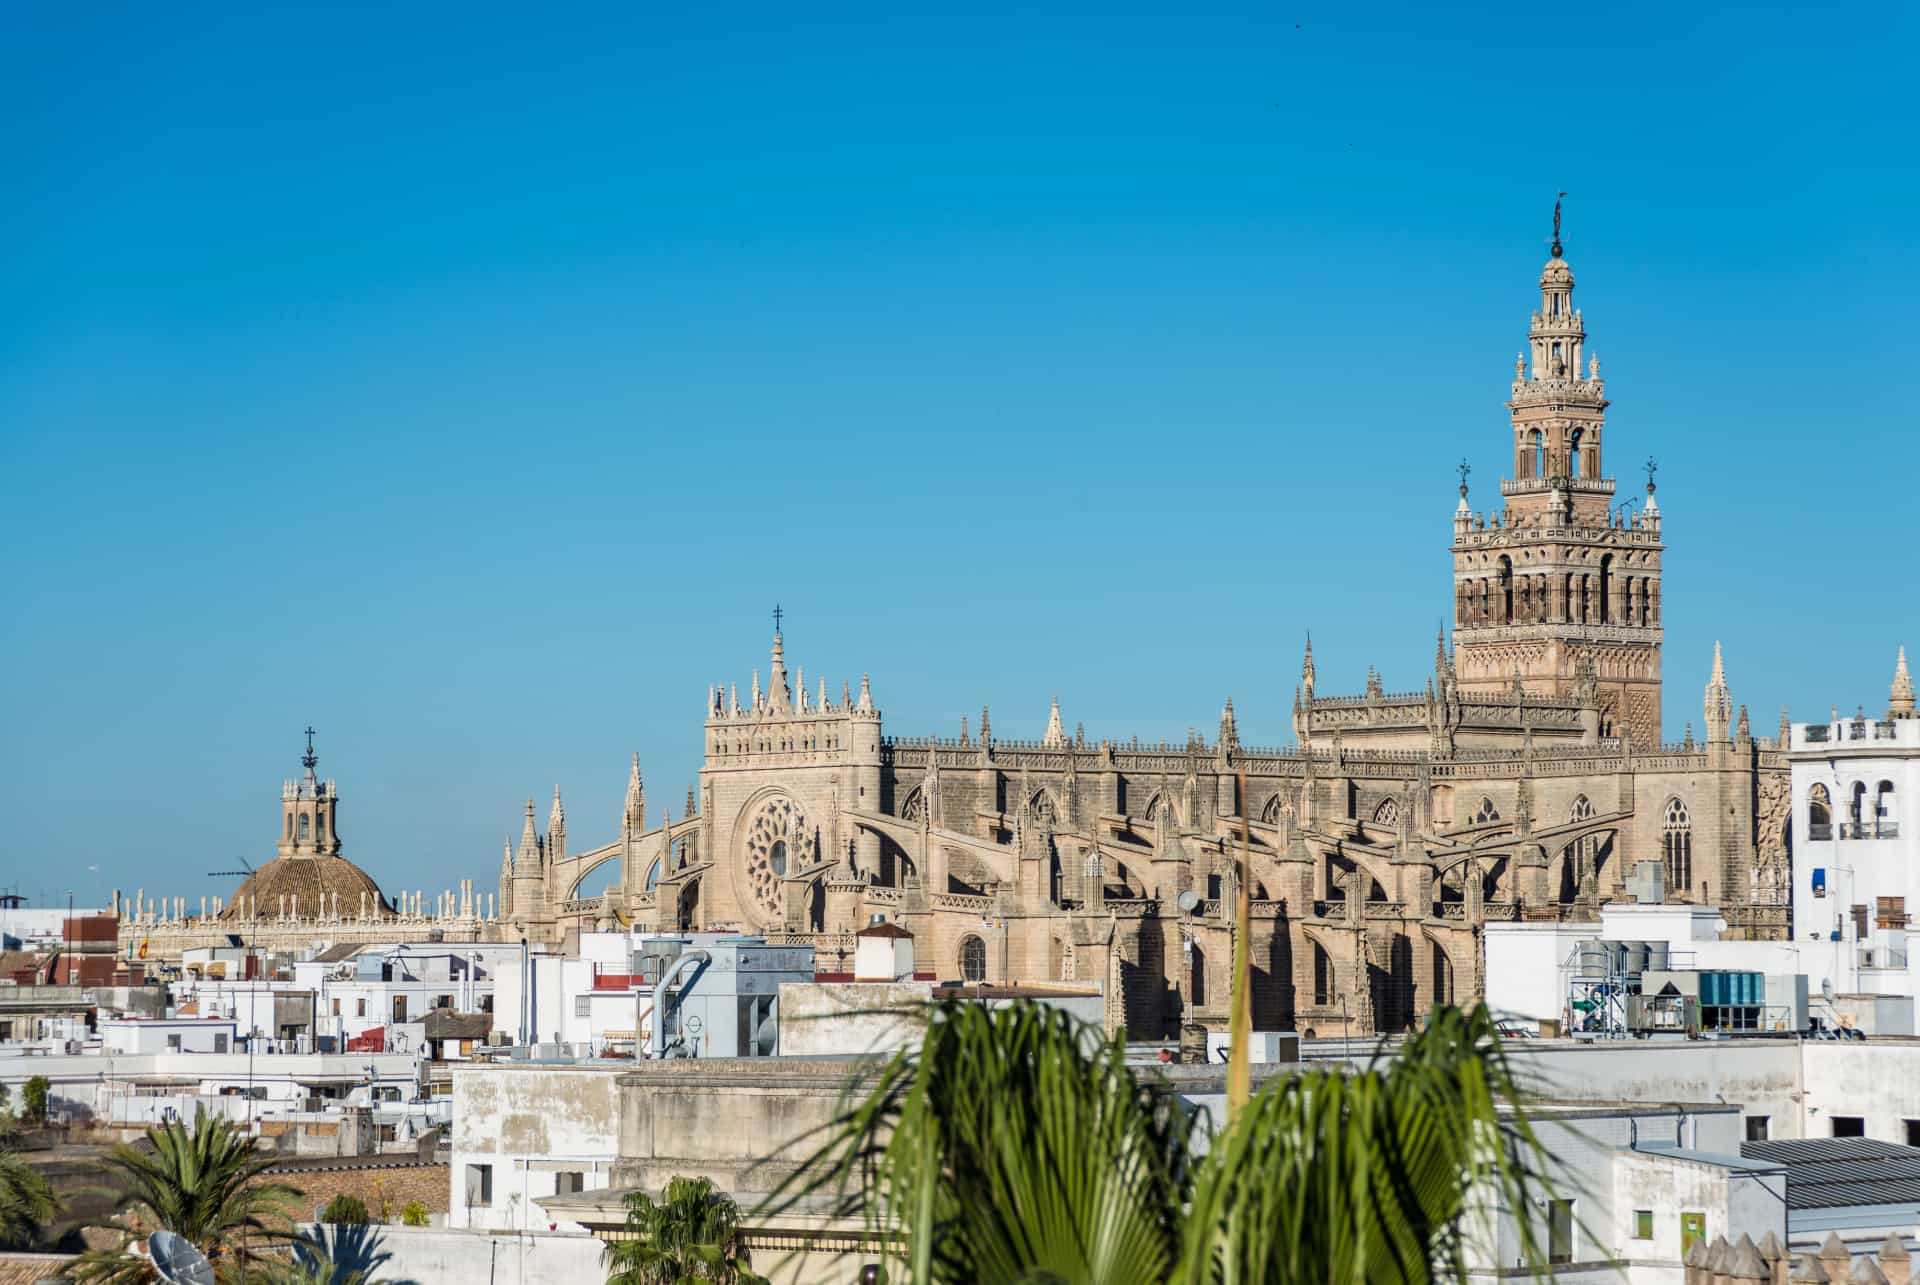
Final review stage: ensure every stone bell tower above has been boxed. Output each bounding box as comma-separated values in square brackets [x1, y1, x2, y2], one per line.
[1450, 202, 1665, 745]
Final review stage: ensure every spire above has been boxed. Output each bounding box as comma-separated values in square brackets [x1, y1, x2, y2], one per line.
[624, 753, 645, 834]
[1218, 697, 1239, 751]
[1705, 641, 1732, 743]
[1891, 646, 1915, 720]
[818, 677, 829, 710]
[517, 797, 541, 867]
[980, 705, 991, 745]
[729, 682, 740, 717]
[1434, 627, 1448, 678]
[685, 784, 697, 818]
[1042, 695, 1066, 749]
[855, 673, 875, 714]
[546, 785, 567, 862]
[1301, 633, 1316, 690]
[751, 668, 762, 711]
[768, 629, 792, 713]
[500, 837, 513, 876]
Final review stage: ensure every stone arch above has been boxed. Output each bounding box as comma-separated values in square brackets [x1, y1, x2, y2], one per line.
[1027, 788, 1058, 828]
[1421, 930, 1457, 1009]
[959, 934, 987, 983]
[1261, 792, 1294, 824]
[676, 877, 701, 930]
[899, 785, 925, 822]
[561, 848, 627, 902]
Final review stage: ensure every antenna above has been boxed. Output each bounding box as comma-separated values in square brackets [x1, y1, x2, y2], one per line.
[148, 1230, 215, 1285]
[206, 857, 256, 879]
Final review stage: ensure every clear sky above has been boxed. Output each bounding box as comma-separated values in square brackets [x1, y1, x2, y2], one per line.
[3, 2, 1915, 907]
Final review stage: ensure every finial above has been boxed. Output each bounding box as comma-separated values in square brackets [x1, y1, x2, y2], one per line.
[301, 725, 318, 772]
[1457, 458, 1471, 499]
[772, 603, 784, 634]
[1551, 190, 1566, 258]
[1891, 646, 1914, 717]
[1645, 456, 1658, 494]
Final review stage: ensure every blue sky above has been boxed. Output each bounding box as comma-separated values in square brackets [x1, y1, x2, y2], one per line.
[2, 2, 1914, 906]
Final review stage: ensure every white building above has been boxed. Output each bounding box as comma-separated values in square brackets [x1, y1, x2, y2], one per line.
[447, 1060, 625, 1232]
[1788, 654, 1920, 1012]
[99, 1016, 237, 1055]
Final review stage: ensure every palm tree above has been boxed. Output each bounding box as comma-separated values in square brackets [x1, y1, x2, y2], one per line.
[601, 1175, 767, 1285]
[767, 999, 1559, 1284]
[66, 1107, 302, 1284]
[0, 1146, 59, 1248]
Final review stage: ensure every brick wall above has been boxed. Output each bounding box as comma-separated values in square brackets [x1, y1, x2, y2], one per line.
[251, 1162, 449, 1222]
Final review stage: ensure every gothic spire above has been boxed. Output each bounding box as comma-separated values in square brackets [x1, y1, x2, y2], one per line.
[1891, 646, 1915, 720]
[685, 784, 697, 818]
[1218, 697, 1239, 751]
[1301, 633, 1316, 690]
[856, 673, 875, 714]
[1704, 641, 1732, 743]
[624, 753, 645, 834]
[980, 705, 991, 745]
[768, 629, 792, 713]
[517, 797, 541, 867]
[1042, 695, 1066, 749]
[547, 785, 567, 861]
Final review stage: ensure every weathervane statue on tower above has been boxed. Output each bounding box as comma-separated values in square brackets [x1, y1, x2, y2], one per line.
[1551, 191, 1567, 257]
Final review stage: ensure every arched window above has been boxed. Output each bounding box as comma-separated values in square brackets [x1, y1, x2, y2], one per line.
[1029, 790, 1057, 827]
[899, 787, 924, 822]
[959, 935, 987, 983]
[1373, 798, 1399, 827]
[1498, 557, 1514, 624]
[1189, 942, 1206, 1007]
[1530, 429, 1545, 479]
[1663, 798, 1692, 894]
[1570, 795, 1595, 822]
[1597, 553, 1612, 624]
[298, 814, 310, 842]
[1472, 797, 1501, 825]
[1808, 784, 1832, 839]
[1850, 782, 1868, 837]
[1876, 781, 1897, 838]
[1569, 428, 1584, 478]
[1312, 941, 1333, 1007]
[1261, 793, 1293, 824]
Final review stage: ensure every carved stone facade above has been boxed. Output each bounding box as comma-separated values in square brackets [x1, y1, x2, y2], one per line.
[504, 226, 1790, 1037]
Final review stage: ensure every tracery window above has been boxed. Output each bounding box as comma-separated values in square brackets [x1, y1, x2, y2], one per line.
[1472, 797, 1501, 825]
[899, 786, 924, 822]
[1312, 941, 1333, 1007]
[1808, 784, 1832, 839]
[741, 795, 814, 918]
[1373, 798, 1399, 827]
[1570, 795, 1595, 822]
[1029, 790, 1057, 827]
[1261, 793, 1294, 824]
[1663, 798, 1692, 893]
[959, 934, 987, 983]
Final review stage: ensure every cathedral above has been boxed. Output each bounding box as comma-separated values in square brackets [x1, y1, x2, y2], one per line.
[502, 223, 1793, 1037]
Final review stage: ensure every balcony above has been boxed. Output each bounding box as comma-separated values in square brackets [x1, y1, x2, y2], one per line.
[1841, 823, 1900, 840]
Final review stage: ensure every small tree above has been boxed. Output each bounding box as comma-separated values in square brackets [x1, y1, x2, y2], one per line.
[321, 1193, 370, 1225]
[601, 1176, 765, 1285]
[399, 1201, 429, 1227]
[20, 1077, 49, 1126]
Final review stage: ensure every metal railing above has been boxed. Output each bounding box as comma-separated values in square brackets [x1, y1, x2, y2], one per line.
[1808, 823, 1833, 841]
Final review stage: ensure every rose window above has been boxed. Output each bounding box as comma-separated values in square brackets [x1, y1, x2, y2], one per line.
[743, 795, 814, 916]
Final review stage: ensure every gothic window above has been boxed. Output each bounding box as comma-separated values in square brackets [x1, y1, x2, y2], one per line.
[1808, 784, 1832, 838]
[1029, 790, 1057, 828]
[899, 786, 924, 822]
[1189, 941, 1206, 1007]
[1529, 428, 1544, 480]
[1570, 795, 1595, 822]
[1662, 798, 1692, 893]
[298, 814, 310, 841]
[1261, 793, 1293, 824]
[1312, 941, 1333, 1007]
[1850, 782, 1868, 834]
[1373, 798, 1399, 827]
[1597, 554, 1612, 623]
[1569, 428, 1584, 477]
[959, 934, 987, 983]
[1472, 797, 1501, 825]
[741, 795, 814, 919]
[1498, 557, 1514, 624]
[1876, 781, 1897, 838]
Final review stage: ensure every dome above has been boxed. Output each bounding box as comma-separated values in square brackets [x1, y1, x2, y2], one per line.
[220, 855, 391, 919]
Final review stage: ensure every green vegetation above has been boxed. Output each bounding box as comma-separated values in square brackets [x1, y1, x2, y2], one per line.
[399, 1201, 429, 1227]
[320, 1194, 371, 1225]
[769, 999, 1559, 1284]
[65, 1107, 300, 1284]
[602, 1175, 765, 1285]
[0, 1146, 59, 1249]
[21, 1076, 50, 1126]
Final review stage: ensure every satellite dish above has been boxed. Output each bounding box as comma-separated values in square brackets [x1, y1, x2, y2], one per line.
[148, 1231, 215, 1285]
[1176, 890, 1201, 914]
